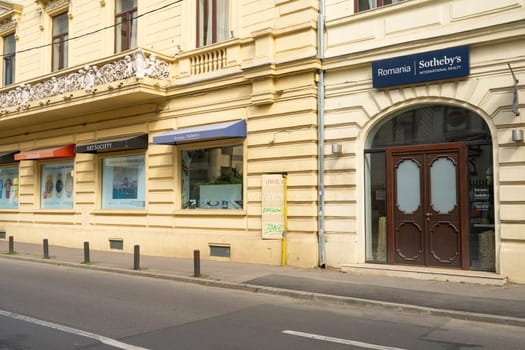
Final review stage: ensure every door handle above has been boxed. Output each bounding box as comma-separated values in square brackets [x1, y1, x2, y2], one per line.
[425, 212, 433, 221]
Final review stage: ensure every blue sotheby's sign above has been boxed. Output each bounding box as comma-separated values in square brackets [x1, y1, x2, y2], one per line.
[372, 46, 469, 88]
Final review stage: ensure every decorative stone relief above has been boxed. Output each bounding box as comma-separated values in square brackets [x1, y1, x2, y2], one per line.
[45, 0, 69, 14]
[0, 19, 16, 36]
[0, 3, 22, 37]
[0, 50, 170, 111]
[36, 0, 70, 18]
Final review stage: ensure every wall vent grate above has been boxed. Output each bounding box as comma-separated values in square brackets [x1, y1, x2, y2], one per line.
[109, 239, 124, 250]
[209, 244, 230, 258]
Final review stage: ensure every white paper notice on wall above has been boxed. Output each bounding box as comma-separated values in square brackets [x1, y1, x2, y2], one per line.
[261, 174, 287, 240]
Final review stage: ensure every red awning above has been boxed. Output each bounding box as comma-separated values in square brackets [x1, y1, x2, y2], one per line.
[14, 144, 75, 161]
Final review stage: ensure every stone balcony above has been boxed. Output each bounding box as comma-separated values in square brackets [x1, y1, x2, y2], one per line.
[0, 32, 313, 128]
[0, 48, 173, 128]
[0, 40, 249, 128]
[173, 39, 243, 84]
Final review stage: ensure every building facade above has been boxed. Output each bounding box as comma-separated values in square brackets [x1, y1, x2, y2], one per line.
[0, 0, 320, 267]
[0, 0, 524, 284]
[323, 0, 525, 282]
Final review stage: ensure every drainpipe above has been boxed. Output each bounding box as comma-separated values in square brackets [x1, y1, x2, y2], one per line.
[317, 0, 326, 268]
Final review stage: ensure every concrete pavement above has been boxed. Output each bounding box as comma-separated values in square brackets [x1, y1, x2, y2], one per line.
[1, 240, 524, 327]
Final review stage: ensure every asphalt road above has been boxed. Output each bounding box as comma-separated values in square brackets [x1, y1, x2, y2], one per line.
[0, 259, 523, 349]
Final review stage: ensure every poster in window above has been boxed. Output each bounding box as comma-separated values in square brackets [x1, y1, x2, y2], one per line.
[102, 155, 145, 209]
[261, 174, 287, 240]
[0, 166, 19, 209]
[41, 162, 74, 209]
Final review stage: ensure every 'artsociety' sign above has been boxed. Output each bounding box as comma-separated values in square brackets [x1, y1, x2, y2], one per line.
[372, 46, 469, 88]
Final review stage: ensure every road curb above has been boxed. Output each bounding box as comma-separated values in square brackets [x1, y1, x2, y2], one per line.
[2, 253, 524, 328]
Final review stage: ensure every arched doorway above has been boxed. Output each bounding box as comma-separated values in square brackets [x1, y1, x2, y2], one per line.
[364, 104, 495, 271]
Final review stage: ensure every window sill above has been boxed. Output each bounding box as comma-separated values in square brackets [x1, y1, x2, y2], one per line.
[343, 0, 414, 20]
[174, 209, 246, 216]
[91, 209, 148, 216]
[34, 209, 75, 214]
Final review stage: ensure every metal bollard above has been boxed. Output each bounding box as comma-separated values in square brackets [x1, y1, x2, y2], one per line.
[8, 236, 14, 254]
[83, 241, 90, 264]
[193, 249, 200, 277]
[43, 239, 49, 259]
[133, 245, 140, 270]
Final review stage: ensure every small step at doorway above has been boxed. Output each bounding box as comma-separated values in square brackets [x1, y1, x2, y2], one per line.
[340, 264, 507, 286]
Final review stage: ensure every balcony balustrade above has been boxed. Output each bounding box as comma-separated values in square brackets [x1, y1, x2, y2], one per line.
[189, 48, 228, 75]
[0, 38, 258, 128]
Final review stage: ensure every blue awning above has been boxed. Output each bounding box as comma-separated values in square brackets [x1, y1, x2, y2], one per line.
[153, 120, 246, 145]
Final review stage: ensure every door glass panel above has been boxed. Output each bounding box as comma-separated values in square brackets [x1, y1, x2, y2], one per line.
[468, 144, 495, 271]
[431, 157, 456, 213]
[396, 159, 420, 213]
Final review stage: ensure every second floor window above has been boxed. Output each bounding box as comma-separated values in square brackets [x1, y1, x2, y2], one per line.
[197, 0, 229, 47]
[3, 34, 15, 86]
[115, 0, 137, 53]
[355, 0, 402, 12]
[52, 12, 68, 71]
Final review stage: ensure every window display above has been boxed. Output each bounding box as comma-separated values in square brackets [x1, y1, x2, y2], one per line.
[0, 165, 19, 209]
[41, 162, 74, 209]
[102, 155, 145, 209]
[182, 145, 243, 209]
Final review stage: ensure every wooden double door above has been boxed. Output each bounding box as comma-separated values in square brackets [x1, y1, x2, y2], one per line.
[386, 143, 469, 268]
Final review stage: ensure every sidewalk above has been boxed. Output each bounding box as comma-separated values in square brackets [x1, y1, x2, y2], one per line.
[1, 240, 524, 327]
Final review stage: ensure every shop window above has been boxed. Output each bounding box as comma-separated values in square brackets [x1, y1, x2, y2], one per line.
[355, 0, 403, 12]
[196, 0, 229, 47]
[210, 244, 231, 257]
[115, 0, 137, 53]
[3, 34, 15, 86]
[101, 154, 145, 209]
[41, 161, 74, 209]
[52, 12, 68, 71]
[0, 165, 19, 209]
[182, 144, 243, 209]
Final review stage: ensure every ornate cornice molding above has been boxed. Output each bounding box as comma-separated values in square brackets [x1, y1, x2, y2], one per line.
[0, 2, 22, 37]
[35, 0, 69, 17]
[0, 50, 170, 112]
